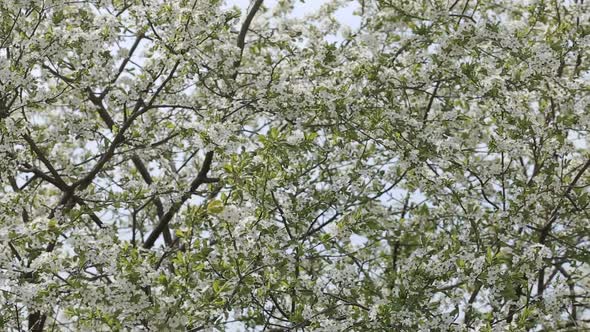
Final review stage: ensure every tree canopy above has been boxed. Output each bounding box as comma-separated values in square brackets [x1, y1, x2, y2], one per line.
[0, 0, 589, 330]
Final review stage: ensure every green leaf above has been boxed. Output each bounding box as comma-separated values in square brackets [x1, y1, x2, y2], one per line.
[207, 200, 224, 214]
[501, 282, 518, 300]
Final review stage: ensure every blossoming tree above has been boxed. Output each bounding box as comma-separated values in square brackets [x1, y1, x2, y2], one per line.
[1, 0, 589, 330]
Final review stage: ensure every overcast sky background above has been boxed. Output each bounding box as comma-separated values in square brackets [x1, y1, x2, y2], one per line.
[224, 0, 362, 35]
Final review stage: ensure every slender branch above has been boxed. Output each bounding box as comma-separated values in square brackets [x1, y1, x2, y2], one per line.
[131, 155, 172, 245]
[237, 0, 264, 52]
[22, 134, 69, 190]
[143, 151, 218, 249]
[233, 0, 264, 74]
[422, 81, 440, 126]
[540, 157, 590, 244]
[464, 282, 482, 326]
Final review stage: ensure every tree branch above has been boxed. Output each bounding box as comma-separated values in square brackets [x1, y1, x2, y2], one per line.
[143, 151, 218, 249]
[233, 0, 264, 74]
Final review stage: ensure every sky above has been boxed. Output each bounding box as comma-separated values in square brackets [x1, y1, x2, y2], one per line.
[225, 0, 362, 33]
